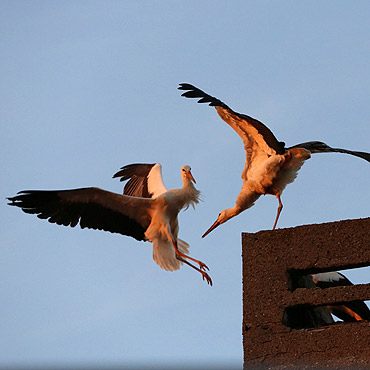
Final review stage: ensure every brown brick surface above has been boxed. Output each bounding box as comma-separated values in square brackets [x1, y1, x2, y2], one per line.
[242, 218, 370, 369]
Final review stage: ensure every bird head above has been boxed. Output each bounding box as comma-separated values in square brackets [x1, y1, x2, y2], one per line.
[202, 207, 242, 238]
[181, 165, 196, 184]
[202, 210, 228, 238]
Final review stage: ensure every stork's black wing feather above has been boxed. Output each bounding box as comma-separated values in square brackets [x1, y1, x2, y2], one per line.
[8, 188, 148, 241]
[179, 83, 286, 155]
[289, 141, 370, 163]
[113, 163, 167, 198]
[113, 163, 157, 198]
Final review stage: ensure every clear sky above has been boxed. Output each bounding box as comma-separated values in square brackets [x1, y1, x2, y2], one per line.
[1, 1, 369, 369]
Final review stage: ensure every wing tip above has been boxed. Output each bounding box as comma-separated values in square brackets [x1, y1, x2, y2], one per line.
[178, 82, 195, 90]
[178, 83, 224, 107]
[112, 163, 157, 181]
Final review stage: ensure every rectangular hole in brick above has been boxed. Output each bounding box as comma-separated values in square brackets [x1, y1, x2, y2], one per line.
[283, 300, 370, 329]
[326, 267, 370, 322]
[284, 266, 370, 329]
[287, 266, 370, 292]
[283, 304, 333, 329]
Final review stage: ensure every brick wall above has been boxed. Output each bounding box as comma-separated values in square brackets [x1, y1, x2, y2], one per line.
[242, 218, 370, 369]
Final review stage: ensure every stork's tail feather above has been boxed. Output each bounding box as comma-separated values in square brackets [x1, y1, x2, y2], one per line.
[153, 241, 179, 271]
[152, 238, 190, 272]
[178, 238, 190, 255]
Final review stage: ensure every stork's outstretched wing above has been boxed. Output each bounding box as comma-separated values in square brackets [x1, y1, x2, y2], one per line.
[113, 163, 168, 198]
[289, 141, 370, 163]
[179, 83, 286, 156]
[7, 188, 152, 241]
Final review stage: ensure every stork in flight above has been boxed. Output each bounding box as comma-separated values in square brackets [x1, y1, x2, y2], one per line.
[179, 83, 370, 237]
[8, 163, 212, 285]
[312, 271, 370, 322]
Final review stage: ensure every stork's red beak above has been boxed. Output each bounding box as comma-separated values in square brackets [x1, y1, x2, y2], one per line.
[202, 219, 220, 238]
[186, 170, 196, 184]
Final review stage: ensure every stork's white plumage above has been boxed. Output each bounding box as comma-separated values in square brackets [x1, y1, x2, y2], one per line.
[113, 163, 206, 275]
[312, 272, 370, 322]
[8, 163, 212, 285]
[179, 83, 370, 236]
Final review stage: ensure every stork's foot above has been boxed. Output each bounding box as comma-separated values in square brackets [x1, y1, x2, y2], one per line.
[177, 256, 213, 286]
[201, 270, 213, 286]
[198, 260, 209, 271]
[175, 250, 209, 271]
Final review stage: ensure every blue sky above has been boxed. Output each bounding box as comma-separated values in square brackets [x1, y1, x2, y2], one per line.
[1, 1, 369, 368]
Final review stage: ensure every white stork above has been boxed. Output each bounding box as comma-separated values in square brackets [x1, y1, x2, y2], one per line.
[179, 83, 370, 237]
[8, 163, 212, 285]
[312, 272, 370, 322]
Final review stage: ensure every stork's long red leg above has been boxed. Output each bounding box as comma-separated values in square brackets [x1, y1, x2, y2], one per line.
[168, 238, 209, 271]
[176, 250, 209, 271]
[272, 193, 283, 230]
[177, 256, 213, 286]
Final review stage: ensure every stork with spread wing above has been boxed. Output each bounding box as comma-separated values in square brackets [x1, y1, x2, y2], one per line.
[179, 83, 370, 236]
[8, 163, 212, 285]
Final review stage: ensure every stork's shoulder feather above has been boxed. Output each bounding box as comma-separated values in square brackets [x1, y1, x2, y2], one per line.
[113, 163, 168, 198]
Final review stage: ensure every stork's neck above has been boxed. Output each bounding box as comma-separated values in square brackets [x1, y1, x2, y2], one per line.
[222, 206, 243, 223]
[178, 177, 201, 210]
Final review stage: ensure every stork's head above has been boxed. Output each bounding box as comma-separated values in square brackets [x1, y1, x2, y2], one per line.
[202, 208, 240, 238]
[202, 210, 227, 238]
[181, 165, 196, 184]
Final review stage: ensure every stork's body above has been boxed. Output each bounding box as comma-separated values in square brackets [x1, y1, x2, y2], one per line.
[8, 163, 212, 285]
[312, 272, 370, 322]
[179, 83, 370, 236]
[218, 146, 311, 231]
